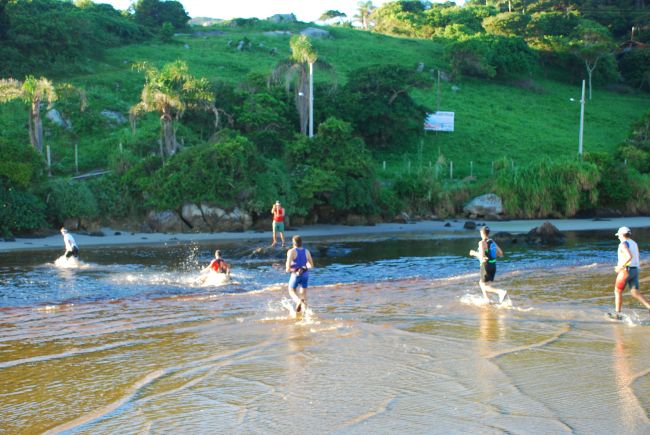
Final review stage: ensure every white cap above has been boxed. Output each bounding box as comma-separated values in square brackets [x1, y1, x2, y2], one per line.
[615, 226, 631, 236]
[275, 200, 280, 205]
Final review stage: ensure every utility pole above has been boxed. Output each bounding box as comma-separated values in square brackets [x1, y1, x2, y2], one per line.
[578, 80, 585, 157]
[309, 62, 314, 138]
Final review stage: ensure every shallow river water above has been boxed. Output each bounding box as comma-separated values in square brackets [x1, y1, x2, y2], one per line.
[1, 229, 650, 434]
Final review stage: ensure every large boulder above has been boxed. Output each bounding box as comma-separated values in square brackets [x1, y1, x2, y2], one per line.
[464, 193, 504, 218]
[46, 109, 71, 129]
[200, 203, 227, 231]
[492, 231, 518, 244]
[100, 110, 127, 125]
[526, 221, 565, 245]
[300, 27, 331, 39]
[226, 207, 253, 231]
[181, 203, 208, 231]
[200, 203, 252, 232]
[268, 13, 297, 23]
[263, 30, 292, 37]
[147, 210, 185, 233]
[343, 214, 368, 226]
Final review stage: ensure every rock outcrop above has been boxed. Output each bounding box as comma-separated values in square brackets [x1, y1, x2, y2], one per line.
[526, 221, 565, 245]
[463, 193, 504, 218]
[300, 27, 331, 39]
[148, 204, 253, 233]
[268, 13, 297, 23]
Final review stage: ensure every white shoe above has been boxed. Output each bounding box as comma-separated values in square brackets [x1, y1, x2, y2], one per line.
[497, 290, 507, 304]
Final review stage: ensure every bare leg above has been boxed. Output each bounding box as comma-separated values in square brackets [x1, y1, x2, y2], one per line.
[615, 289, 622, 313]
[480, 282, 507, 304]
[280, 232, 285, 247]
[272, 229, 277, 247]
[288, 285, 303, 312]
[630, 288, 650, 310]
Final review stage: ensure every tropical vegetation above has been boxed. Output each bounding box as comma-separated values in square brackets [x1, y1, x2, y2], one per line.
[0, 0, 649, 236]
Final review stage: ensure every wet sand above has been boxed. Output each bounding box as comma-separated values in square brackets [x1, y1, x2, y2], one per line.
[2, 265, 650, 433]
[2, 216, 650, 252]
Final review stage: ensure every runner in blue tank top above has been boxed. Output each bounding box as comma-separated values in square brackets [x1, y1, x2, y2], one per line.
[286, 235, 314, 315]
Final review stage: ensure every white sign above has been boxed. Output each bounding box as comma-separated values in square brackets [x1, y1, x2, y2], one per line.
[424, 111, 454, 132]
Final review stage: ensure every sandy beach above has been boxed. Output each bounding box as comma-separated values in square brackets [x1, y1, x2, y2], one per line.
[2, 216, 650, 252]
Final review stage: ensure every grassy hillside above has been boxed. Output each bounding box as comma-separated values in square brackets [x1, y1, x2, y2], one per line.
[1, 23, 646, 180]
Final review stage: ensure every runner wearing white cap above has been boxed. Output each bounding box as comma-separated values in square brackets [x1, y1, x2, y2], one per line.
[611, 226, 649, 319]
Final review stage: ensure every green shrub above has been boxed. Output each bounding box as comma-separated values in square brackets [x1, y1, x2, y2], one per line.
[285, 117, 379, 216]
[619, 47, 650, 91]
[494, 158, 600, 218]
[482, 12, 531, 37]
[446, 34, 536, 80]
[40, 178, 99, 223]
[0, 183, 46, 236]
[85, 175, 129, 219]
[143, 130, 262, 210]
[392, 171, 441, 216]
[340, 65, 431, 150]
[0, 140, 44, 188]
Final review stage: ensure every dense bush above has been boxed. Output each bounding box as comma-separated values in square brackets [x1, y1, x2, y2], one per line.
[142, 130, 264, 210]
[0, 182, 46, 236]
[619, 47, 650, 91]
[134, 0, 189, 31]
[340, 64, 431, 150]
[392, 171, 441, 216]
[40, 178, 99, 224]
[482, 12, 531, 37]
[493, 159, 600, 218]
[0, 140, 44, 188]
[2, 0, 148, 76]
[284, 117, 379, 217]
[527, 12, 580, 38]
[446, 34, 536, 79]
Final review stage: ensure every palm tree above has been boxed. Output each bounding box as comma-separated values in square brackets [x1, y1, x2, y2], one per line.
[271, 35, 324, 137]
[355, 1, 375, 30]
[0, 76, 57, 153]
[130, 60, 215, 157]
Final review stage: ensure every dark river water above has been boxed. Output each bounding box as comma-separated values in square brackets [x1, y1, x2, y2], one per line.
[1, 229, 649, 434]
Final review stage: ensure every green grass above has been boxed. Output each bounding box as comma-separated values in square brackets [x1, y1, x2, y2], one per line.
[0, 23, 648, 179]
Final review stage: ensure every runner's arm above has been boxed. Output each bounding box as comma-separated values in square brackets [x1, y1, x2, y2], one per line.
[615, 244, 633, 272]
[286, 249, 295, 273]
[495, 243, 504, 258]
[306, 250, 314, 269]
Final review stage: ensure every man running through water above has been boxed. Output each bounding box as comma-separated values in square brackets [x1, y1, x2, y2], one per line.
[286, 235, 314, 315]
[271, 200, 285, 248]
[60, 227, 79, 259]
[469, 226, 507, 304]
[200, 250, 231, 282]
[611, 226, 650, 319]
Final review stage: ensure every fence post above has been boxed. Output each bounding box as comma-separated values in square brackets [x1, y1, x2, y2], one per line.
[450, 161, 453, 180]
[383, 160, 386, 171]
[470, 161, 473, 177]
[408, 160, 411, 174]
[491, 161, 494, 176]
[46, 144, 52, 177]
[75, 143, 79, 174]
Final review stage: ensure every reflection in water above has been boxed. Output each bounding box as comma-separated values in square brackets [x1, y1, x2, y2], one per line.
[612, 325, 650, 431]
[1, 231, 650, 433]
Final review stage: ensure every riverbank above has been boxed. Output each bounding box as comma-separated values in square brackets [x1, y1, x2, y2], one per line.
[2, 217, 650, 253]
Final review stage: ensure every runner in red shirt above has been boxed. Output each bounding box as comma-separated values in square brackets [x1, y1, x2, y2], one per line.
[200, 250, 231, 278]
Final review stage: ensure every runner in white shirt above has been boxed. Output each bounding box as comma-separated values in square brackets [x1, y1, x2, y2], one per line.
[611, 226, 648, 319]
[60, 227, 79, 259]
